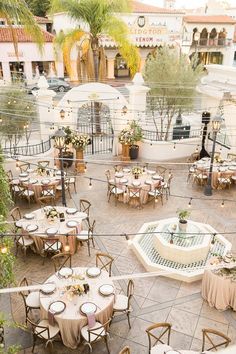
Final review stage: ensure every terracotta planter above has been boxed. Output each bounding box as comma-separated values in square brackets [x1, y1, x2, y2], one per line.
[75, 148, 85, 173]
[121, 144, 131, 161]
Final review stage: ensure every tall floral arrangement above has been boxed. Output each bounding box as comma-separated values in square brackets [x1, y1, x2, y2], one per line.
[71, 133, 91, 150]
[118, 120, 143, 145]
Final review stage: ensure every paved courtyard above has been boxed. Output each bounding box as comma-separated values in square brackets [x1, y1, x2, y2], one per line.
[2, 155, 236, 353]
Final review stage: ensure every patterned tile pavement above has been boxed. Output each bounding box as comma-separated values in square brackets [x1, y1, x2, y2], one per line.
[2, 155, 236, 354]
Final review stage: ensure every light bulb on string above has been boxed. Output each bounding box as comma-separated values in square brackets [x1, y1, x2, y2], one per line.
[84, 163, 87, 173]
[48, 107, 50, 113]
[195, 145, 199, 153]
[173, 143, 176, 150]
[0, 246, 8, 254]
[100, 136, 103, 144]
[150, 140, 153, 146]
[155, 197, 158, 203]
[89, 178, 92, 189]
[188, 198, 192, 208]
[221, 200, 225, 208]
[7, 101, 11, 105]
[124, 187, 127, 197]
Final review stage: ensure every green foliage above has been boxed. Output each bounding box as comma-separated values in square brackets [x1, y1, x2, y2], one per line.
[144, 47, 203, 140]
[177, 209, 191, 221]
[25, 0, 50, 16]
[51, 0, 139, 80]
[118, 120, 143, 145]
[0, 86, 37, 148]
[0, 314, 21, 353]
[0, 147, 15, 288]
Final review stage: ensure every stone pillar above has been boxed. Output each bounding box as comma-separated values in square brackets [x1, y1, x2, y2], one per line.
[35, 76, 56, 140]
[139, 57, 146, 72]
[107, 58, 115, 79]
[2, 62, 11, 83]
[126, 72, 150, 121]
[24, 61, 33, 84]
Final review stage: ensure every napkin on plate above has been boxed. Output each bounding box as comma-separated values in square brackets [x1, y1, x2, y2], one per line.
[87, 313, 96, 328]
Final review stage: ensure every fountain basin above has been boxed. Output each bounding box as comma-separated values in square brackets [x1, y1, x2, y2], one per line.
[154, 218, 211, 265]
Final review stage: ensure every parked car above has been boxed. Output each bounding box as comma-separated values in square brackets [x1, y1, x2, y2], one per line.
[26, 78, 71, 93]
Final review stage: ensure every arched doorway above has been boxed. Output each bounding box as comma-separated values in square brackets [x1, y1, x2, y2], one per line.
[218, 28, 226, 46]
[114, 53, 130, 77]
[209, 28, 217, 46]
[200, 28, 208, 46]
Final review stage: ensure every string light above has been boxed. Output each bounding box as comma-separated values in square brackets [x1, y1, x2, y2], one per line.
[89, 178, 92, 189]
[150, 140, 153, 146]
[0, 246, 7, 254]
[188, 198, 192, 208]
[195, 145, 199, 152]
[173, 143, 176, 150]
[221, 200, 225, 208]
[84, 163, 87, 172]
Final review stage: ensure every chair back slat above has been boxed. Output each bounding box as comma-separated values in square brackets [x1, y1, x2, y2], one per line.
[88, 318, 111, 343]
[96, 252, 114, 276]
[202, 328, 231, 352]
[146, 322, 172, 352]
[52, 253, 72, 272]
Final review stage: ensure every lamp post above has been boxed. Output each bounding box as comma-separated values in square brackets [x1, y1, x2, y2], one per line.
[200, 111, 211, 159]
[204, 115, 222, 196]
[54, 128, 67, 206]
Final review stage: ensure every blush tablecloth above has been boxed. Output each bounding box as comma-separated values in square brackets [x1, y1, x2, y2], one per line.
[18, 207, 87, 255]
[40, 267, 114, 349]
[201, 270, 236, 311]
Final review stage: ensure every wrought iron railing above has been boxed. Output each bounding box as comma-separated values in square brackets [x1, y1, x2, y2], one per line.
[142, 128, 202, 142]
[2, 138, 52, 156]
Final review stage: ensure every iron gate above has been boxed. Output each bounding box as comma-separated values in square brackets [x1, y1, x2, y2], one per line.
[77, 102, 114, 155]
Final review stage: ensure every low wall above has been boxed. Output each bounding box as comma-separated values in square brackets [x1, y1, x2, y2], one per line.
[139, 138, 201, 161]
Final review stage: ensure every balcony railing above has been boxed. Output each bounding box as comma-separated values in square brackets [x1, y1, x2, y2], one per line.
[2, 138, 52, 157]
[192, 38, 231, 47]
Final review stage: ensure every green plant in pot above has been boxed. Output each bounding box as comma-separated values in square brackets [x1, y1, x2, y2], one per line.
[59, 126, 74, 168]
[128, 121, 143, 160]
[177, 209, 191, 232]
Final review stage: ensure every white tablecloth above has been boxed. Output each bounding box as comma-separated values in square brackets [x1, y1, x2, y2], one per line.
[40, 267, 114, 349]
[151, 344, 204, 354]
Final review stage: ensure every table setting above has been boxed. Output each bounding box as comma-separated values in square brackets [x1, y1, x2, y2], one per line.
[39, 266, 115, 349]
[111, 167, 164, 205]
[201, 253, 236, 311]
[15, 168, 65, 200]
[192, 157, 236, 189]
[16, 206, 87, 254]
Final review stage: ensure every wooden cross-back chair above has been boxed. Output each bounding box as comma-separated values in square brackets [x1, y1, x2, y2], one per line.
[51, 252, 72, 272]
[146, 322, 172, 353]
[10, 206, 22, 222]
[38, 196, 56, 207]
[37, 160, 50, 169]
[96, 252, 114, 276]
[19, 162, 30, 173]
[112, 279, 134, 329]
[19, 277, 40, 324]
[76, 219, 96, 256]
[79, 199, 91, 217]
[81, 318, 111, 353]
[202, 328, 231, 352]
[119, 346, 131, 354]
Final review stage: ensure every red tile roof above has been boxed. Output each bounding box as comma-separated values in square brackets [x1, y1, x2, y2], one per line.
[35, 16, 52, 24]
[132, 1, 184, 14]
[184, 15, 236, 24]
[0, 27, 54, 42]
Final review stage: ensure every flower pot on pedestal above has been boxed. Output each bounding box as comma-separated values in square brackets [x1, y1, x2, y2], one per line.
[122, 144, 131, 161]
[179, 220, 187, 233]
[75, 149, 85, 173]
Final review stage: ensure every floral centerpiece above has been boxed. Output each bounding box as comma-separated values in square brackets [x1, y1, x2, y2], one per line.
[44, 206, 59, 221]
[71, 133, 91, 151]
[132, 166, 142, 179]
[37, 166, 45, 176]
[67, 283, 85, 296]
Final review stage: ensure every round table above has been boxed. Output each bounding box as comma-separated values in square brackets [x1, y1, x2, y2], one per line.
[18, 171, 61, 200]
[150, 344, 202, 354]
[201, 269, 236, 311]
[17, 207, 87, 254]
[40, 267, 114, 349]
[112, 170, 164, 205]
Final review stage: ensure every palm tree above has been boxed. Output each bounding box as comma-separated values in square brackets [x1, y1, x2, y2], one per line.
[0, 0, 43, 55]
[52, 0, 140, 81]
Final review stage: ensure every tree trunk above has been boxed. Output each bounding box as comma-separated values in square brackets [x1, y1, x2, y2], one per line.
[91, 36, 101, 133]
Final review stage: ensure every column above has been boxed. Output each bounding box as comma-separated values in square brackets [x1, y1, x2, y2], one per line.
[107, 58, 115, 79]
[24, 61, 33, 84]
[139, 57, 146, 72]
[55, 61, 64, 79]
[2, 62, 11, 83]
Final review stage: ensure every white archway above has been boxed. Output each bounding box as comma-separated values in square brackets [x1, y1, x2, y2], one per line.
[56, 82, 130, 155]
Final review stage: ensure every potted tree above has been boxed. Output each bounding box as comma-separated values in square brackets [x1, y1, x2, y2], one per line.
[129, 121, 143, 160]
[177, 209, 191, 232]
[58, 126, 74, 168]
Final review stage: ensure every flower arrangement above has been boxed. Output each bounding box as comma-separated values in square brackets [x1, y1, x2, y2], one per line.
[67, 284, 85, 296]
[44, 206, 59, 220]
[71, 133, 91, 150]
[132, 166, 142, 176]
[37, 166, 45, 176]
[118, 120, 143, 145]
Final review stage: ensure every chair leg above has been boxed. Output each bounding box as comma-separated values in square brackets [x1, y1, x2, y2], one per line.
[127, 312, 131, 329]
[87, 240, 91, 257]
[104, 335, 110, 354]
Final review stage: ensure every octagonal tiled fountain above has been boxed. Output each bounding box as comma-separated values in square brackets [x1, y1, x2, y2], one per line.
[132, 218, 231, 282]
